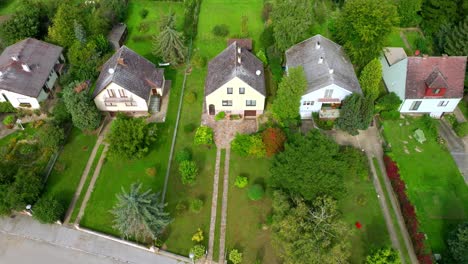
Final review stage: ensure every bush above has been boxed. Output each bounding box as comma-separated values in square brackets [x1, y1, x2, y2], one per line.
[313, 113, 335, 130]
[454, 122, 468, 137]
[229, 249, 243, 264]
[2, 115, 15, 126]
[0, 102, 16, 113]
[32, 196, 64, 224]
[51, 100, 71, 125]
[192, 228, 204, 242]
[36, 122, 65, 152]
[139, 8, 149, 18]
[179, 160, 198, 185]
[262, 127, 286, 157]
[375, 92, 402, 113]
[194, 126, 214, 145]
[175, 148, 192, 163]
[247, 184, 264, 201]
[262, 2, 273, 22]
[145, 167, 156, 177]
[447, 222, 468, 263]
[191, 52, 207, 68]
[190, 244, 205, 260]
[184, 91, 197, 104]
[256, 50, 268, 65]
[175, 200, 187, 214]
[215, 111, 225, 121]
[234, 175, 248, 188]
[184, 123, 197, 133]
[231, 133, 266, 158]
[420, 114, 438, 139]
[212, 24, 229, 37]
[415, 36, 430, 54]
[138, 22, 149, 32]
[190, 199, 203, 213]
[380, 110, 400, 120]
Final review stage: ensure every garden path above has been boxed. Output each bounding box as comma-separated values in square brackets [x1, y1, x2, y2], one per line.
[438, 119, 468, 183]
[218, 148, 230, 264]
[201, 115, 257, 148]
[207, 148, 221, 262]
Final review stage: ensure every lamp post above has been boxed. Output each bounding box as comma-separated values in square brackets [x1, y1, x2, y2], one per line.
[189, 252, 194, 264]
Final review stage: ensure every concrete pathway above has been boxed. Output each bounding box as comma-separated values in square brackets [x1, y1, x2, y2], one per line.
[439, 119, 468, 183]
[454, 107, 467, 123]
[206, 149, 221, 262]
[218, 148, 230, 264]
[0, 214, 190, 264]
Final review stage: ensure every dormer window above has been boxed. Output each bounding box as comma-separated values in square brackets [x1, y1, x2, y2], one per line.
[433, 89, 440, 94]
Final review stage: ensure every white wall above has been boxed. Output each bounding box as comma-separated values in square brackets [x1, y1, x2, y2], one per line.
[205, 77, 265, 115]
[400, 98, 461, 118]
[94, 82, 149, 112]
[299, 84, 352, 119]
[380, 56, 407, 100]
[0, 89, 40, 109]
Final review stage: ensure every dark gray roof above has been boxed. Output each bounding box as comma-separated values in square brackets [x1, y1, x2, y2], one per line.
[285, 35, 361, 95]
[0, 38, 63, 97]
[93, 46, 164, 100]
[205, 42, 265, 96]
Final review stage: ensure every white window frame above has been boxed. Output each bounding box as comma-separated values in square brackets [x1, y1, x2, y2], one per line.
[222, 100, 233, 106]
[227, 88, 233, 94]
[246, 100, 256, 106]
[239, 87, 245, 94]
[437, 101, 449, 107]
[324, 89, 333, 98]
[410, 101, 422, 110]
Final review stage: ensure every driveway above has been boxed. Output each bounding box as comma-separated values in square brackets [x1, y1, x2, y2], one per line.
[438, 119, 468, 183]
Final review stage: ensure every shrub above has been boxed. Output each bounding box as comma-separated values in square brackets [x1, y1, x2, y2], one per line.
[194, 126, 214, 145]
[191, 53, 207, 68]
[138, 22, 149, 32]
[229, 249, 243, 264]
[262, 2, 273, 22]
[190, 199, 203, 213]
[32, 196, 64, 224]
[36, 122, 65, 152]
[145, 167, 156, 177]
[247, 184, 264, 201]
[184, 123, 197, 133]
[175, 200, 187, 215]
[234, 175, 248, 188]
[420, 114, 438, 139]
[190, 244, 205, 260]
[256, 50, 268, 65]
[380, 110, 400, 120]
[192, 228, 204, 242]
[3, 115, 15, 126]
[375, 92, 401, 113]
[454, 122, 468, 137]
[175, 148, 192, 163]
[0, 102, 16, 113]
[447, 222, 468, 263]
[262, 127, 286, 157]
[215, 111, 225, 121]
[415, 36, 430, 54]
[139, 8, 149, 18]
[179, 160, 198, 185]
[51, 100, 71, 125]
[212, 24, 229, 37]
[231, 133, 266, 158]
[313, 113, 335, 130]
[184, 91, 197, 104]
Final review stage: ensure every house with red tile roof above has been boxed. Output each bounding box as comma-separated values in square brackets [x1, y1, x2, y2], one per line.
[380, 47, 467, 118]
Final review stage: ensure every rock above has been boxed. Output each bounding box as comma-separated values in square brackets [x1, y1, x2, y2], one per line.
[402, 140, 408, 144]
[415, 147, 423, 152]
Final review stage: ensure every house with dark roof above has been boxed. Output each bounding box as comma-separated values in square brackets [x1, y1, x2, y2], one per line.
[93, 46, 169, 116]
[0, 38, 64, 109]
[285, 35, 361, 119]
[205, 41, 265, 117]
[380, 47, 467, 118]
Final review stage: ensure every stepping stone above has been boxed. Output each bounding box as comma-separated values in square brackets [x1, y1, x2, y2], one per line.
[415, 147, 423, 152]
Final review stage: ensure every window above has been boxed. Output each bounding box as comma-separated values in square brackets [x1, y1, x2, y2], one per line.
[239, 87, 245, 94]
[409, 101, 422, 110]
[434, 89, 441, 94]
[125, 102, 137, 106]
[227, 88, 233, 94]
[246, 100, 256, 106]
[107, 89, 116, 98]
[118, 89, 127, 98]
[302, 101, 314, 106]
[222, 100, 233, 106]
[437, 101, 449, 107]
[324, 89, 333, 98]
[105, 102, 117, 106]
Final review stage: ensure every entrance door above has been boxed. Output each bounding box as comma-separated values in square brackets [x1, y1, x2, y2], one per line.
[244, 110, 256, 117]
[152, 88, 158, 96]
[209, 104, 215, 115]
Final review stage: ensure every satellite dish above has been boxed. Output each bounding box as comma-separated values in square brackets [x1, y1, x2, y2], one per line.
[108, 68, 115, 74]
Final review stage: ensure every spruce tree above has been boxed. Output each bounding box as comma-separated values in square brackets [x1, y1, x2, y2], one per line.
[444, 16, 468, 56]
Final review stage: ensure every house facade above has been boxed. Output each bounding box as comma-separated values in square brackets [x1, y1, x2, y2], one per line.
[285, 35, 361, 119]
[0, 38, 64, 109]
[205, 41, 265, 117]
[93, 46, 167, 116]
[380, 48, 467, 118]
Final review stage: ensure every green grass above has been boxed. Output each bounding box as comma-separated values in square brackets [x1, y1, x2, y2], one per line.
[69, 144, 105, 223]
[458, 100, 468, 120]
[382, 117, 468, 254]
[226, 154, 279, 264]
[403, 31, 421, 54]
[386, 28, 406, 48]
[42, 128, 97, 210]
[0, 0, 20, 15]
[0, 124, 35, 147]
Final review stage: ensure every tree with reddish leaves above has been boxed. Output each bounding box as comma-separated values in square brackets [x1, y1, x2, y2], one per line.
[262, 127, 287, 157]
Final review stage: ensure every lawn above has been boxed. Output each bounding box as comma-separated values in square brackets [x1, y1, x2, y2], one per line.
[386, 28, 407, 49]
[0, 0, 20, 15]
[0, 124, 35, 147]
[382, 117, 468, 254]
[42, 128, 97, 210]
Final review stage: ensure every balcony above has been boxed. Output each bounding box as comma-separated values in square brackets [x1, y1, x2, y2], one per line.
[104, 96, 135, 103]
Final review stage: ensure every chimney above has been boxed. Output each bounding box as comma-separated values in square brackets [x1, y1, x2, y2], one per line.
[422, 54, 428, 59]
[442, 54, 448, 59]
[237, 47, 241, 54]
[237, 56, 241, 64]
[21, 63, 31, 72]
[108, 68, 115, 74]
[329, 68, 334, 74]
[11, 56, 19, 61]
[315, 41, 320, 49]
[318, 56, 324, 64]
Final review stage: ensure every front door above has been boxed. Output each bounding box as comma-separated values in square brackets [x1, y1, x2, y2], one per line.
[209, 104, 215, 115]
[244, 110, 256, 117]
[152, 88, 158, 96]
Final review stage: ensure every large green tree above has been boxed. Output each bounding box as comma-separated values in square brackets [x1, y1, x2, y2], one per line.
[63, 81, 101, 131]
[152, 13, 186, 65]
[420, 0, 463, 35]
[0, 1, 42, 45]
[271, 67, 307, 125]
[107, 114, 156, 159]
[359, 58, 382, 102]
[47, 2, 81, 48]
[6, 169, 42, 211]
[396, 0, 422, 27]
[271, 0, 313, 51]
[336, 0, 399, 68]
[448, 222, 468, 263]
[111, 183, 171, 240]
[335, 93, 374, 135]
[444, 16, 468, 56]
[35, 122, 65, 152]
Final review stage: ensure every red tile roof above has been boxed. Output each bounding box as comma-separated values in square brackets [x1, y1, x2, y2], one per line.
[405, 56, 467, 99]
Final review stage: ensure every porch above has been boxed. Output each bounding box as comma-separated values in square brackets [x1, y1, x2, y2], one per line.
[319, 103, 341, 119]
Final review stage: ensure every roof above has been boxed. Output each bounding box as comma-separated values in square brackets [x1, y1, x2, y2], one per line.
[0, 38, 63, 97]
[383, 47, 407, 66]
[93, 46, 164, 100]
[285, 35, 361, 95]
[205, 42, 265, 96]
[227, 39, 252, 51]
[405, 56, 467, 99]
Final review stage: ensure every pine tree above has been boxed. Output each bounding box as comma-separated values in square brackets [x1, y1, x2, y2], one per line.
[48, 3, 80, 48]
[152, 13, 186, 65]
[73, 20, 87, 44]
[335, 93, 374, 135]
[444, 16, 468, 56]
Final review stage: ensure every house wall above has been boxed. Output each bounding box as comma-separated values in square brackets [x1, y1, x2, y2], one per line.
[94, 82, 149, 113]
[0, 89, 40, 109]
[400, 98, 461, 118]
[299, 84, 352, 119]
[45, 70, 58, 90]
[205, 77, 265, 115]
[380, 55, 407, 100]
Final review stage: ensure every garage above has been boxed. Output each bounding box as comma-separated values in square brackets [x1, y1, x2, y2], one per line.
[244, 110, 257, 117]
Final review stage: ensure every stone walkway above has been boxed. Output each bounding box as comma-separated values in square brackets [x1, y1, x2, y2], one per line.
[439, 118, 468, 183]
[201, 114, 257, 148]
[206, 149, 221, 262]
[218, 148, 230, 264]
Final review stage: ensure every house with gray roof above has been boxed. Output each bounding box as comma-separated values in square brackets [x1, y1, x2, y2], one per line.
[0, 38, 64, 109]
[93, 46, 169, 116]
[285, 34, 361, 119]
[205, 41, 265, 117]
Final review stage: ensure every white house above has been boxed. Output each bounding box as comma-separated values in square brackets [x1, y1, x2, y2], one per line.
[93, 46, 168, 116]
[205, 41, 265, 118]
[380, 48, 467, 118]
[0, 38, 64, 109]
[285, 35, 361, 119]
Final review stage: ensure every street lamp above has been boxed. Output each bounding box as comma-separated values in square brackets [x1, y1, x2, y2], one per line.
[189, 252, 195, 264]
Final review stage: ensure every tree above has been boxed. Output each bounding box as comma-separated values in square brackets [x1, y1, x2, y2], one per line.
[359, 58, 382, 102]
[152, 13, 186, 65]
[271, 0, 313, 51]
[36, 122, 65, 152]
[270, 130, 347, 200]
[7, 169, 42, 211]
[271, 192, 352, 264]
[375, 92, 402, 113]
[62, 81, 101, 131]
[107, 114, 155, 159]
[111, 182, 171, 240]
[444, 16, 468, 56]
[336, 0, 399, 68]
[420, 0, 462, 35]
[271, 67, 307, 125]
[33, 196, 64, 224]
[47, 3, 81, 48]
[335, 93, 374, 135]
[67, 40, 100, 80]
[447, 222, 468, 263]
[396, 0, 422, 27]
[0, 1, 42, 45]
[73, 20, 87, 44]
[366, 248, 400, 264]
[179, 160, 198, 185]
[262, 127, 287, 157]
[190, 244, 206, 260]
[231, 133, 266, 158]
[229, 249, 243, 264]
[51, 99, 71, 125]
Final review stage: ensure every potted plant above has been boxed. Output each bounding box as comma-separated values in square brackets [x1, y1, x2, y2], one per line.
[2, 115, 15, 129]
